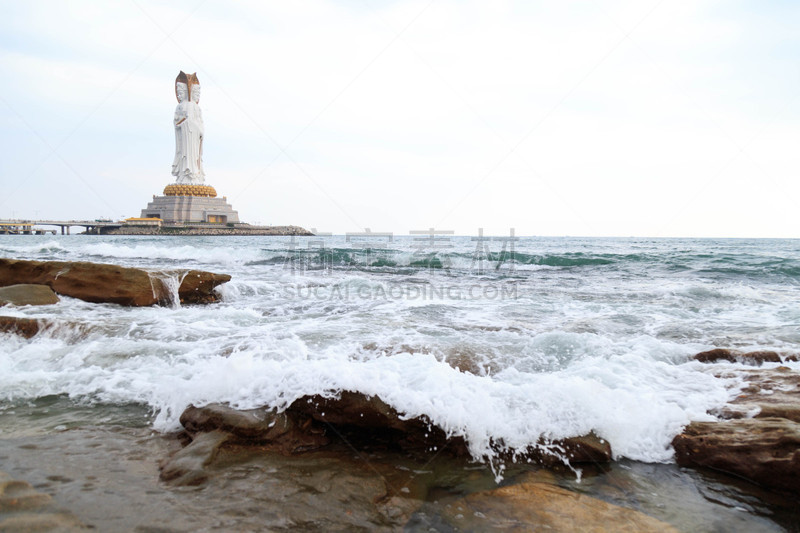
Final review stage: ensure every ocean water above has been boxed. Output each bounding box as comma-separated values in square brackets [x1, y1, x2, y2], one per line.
[1, 235, 799, 474]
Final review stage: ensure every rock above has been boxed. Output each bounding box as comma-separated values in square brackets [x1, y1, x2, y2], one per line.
[673, 418, 800, 494]
[0, 284, 59, 306]
[674, 365, 800, 494]
[288, 391, 471, 456]
[694, 348, 783, 365]
[550, 432, 612, 464]
[0, 316, 42, 339]
[0, 258, 230, 306]
[716, 367, 800, 423]
[0, 470, 88, 531]
[173, 270, 231, 304]
[176, 393, 611, 477]
[438, 481, 679, 532]
[0, 477, 51, 511]
[0, 512, 87, 532]
[290, 392, 611, 464]
[180, 403, 330, 453]
[159, 430, 231, 486]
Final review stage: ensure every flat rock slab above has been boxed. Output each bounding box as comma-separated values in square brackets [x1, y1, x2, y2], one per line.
[0, 258, 230, 306]
[675, 356, 800, 494]
[439, 481, 679, 532]
[0, 284, 59, 306]
[673, 417, 800, 494]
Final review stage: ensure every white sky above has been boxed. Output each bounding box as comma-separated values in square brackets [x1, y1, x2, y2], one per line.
[1, 0, 798, 237]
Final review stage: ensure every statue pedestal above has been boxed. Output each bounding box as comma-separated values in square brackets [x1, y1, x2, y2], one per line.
[140, 194, 240, 224]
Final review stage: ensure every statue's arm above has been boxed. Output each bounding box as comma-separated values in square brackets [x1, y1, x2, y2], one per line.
[174, 103, 187, 126]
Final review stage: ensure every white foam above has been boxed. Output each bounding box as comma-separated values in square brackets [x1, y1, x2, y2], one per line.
[0, 321, 736, 467]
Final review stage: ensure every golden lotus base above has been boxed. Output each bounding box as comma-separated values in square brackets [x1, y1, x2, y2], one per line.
[163, 184, 217, 197]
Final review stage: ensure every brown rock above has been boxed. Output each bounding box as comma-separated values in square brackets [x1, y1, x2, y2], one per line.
[289, 391, 471, 456]
[0, 512, 87, 532]
[742, 351, 783, 364]
[0, 258, 230, 306]
[0, 316, 42, 339]
[290, 391, 610, 463]
[159, 430, 231, 486]
[290, 392, 410, 432]
[554, 433, 613, 464]
[0, 470, 88, 531]
[718, 367, 800, 423]
[694, 348, 783, 365]
[180, 403, 330, 454]
[174, 270, 232, 304]
[439, 481, 679, 532]
[0, 478, 51, 511]
[0, 284, 59, 306]
[673, 418, 800, 494]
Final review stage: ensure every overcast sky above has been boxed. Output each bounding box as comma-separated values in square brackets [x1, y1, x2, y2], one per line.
[1, 1, 798, 237]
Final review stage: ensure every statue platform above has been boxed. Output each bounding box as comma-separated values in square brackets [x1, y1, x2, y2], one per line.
[141, 192, 239, 224]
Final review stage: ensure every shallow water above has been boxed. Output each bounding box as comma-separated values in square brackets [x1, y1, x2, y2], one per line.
[1, 235, 799, 529]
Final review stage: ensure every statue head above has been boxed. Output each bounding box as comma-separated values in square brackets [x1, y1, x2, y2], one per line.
[175, 71, 200, 102]
[175, 82, 188, 102]
[191, 84, 201, 103]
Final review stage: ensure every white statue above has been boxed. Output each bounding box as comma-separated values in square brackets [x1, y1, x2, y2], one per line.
[171, 71, 205, 184]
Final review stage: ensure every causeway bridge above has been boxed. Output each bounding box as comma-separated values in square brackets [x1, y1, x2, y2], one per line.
[0, 219, 123, 235]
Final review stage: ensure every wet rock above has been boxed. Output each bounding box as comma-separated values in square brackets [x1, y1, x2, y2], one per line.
[289, 392, 471, 456]
[180, 403, 330, 453]
[674, 366, 800, 494]
[0, 475, 51, 511]
[715, 367, 800, 423]
[0, 316, 42, 339]
[0, 512, 87, 532]
[438, 481, 679, 532]
[0, 258, 230, 306]
[673, 418, 800, 494]
[0, 284, 59, 307]
[290, 391, 611, 464]
[159, 430, 231, 486]
[549, 432, 612, 464]
[0, 470, 88, 531]
[694, 348, 783, 365]
[172, 270, 232, 305]
[176, 392, 612, 477]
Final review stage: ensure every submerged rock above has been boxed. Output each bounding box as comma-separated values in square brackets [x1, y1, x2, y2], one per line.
[0, 258, 230, 306]
[180, 403, 330, 454]
[438, 481, 679, 532]
[0, 316, 43, 339]
[159, 430, 231, 486]
[0, 284, 59, 307]
[0, 470, 88, 531]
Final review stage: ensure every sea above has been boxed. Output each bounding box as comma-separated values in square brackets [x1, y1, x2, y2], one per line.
[1, 234, 799, 530]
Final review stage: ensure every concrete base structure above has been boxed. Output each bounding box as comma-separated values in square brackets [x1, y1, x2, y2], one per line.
[140, 195, 240, 224]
